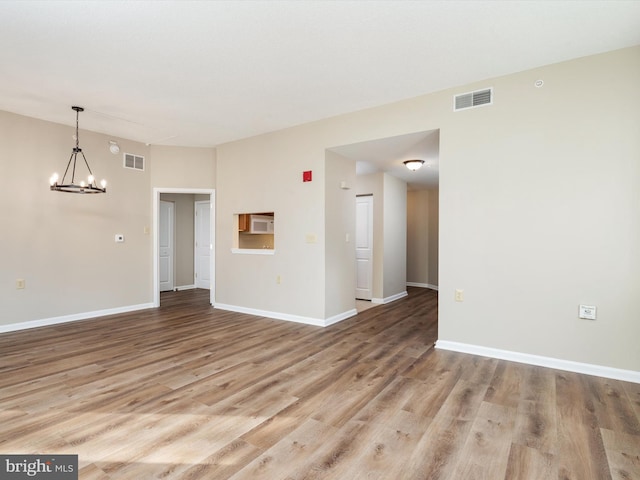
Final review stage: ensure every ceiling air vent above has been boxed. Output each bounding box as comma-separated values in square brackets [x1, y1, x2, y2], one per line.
[123, 153, 145, 171]
[454, 88, 493, 111]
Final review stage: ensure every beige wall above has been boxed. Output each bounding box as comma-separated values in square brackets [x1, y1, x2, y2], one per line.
[427, 189, 438, 286]
[1, 111, 153, 324]
[437, 47, 640, 370]
[215, 127, 327, 318]
[325, 150, 357, 318]
[407, 189, 439, 287]
[382, 174, 407, 299]
[0, 113, 217, 327]
[150, 145, 216, 189]
[216, 46, 640, 371]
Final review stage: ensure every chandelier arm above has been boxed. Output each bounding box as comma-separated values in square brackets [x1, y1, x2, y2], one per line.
[71, 151, 77, 184]
[80, 151, 94, 177]
[61, 151, 76, 184]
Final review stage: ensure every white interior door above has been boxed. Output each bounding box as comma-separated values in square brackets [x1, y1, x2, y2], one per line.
[195, 201, 211, 289]
[159, 200, 174, 292]
[355, 195, 373, 300]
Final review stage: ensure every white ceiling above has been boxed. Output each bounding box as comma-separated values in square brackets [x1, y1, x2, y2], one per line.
[1, 1, 639, 188]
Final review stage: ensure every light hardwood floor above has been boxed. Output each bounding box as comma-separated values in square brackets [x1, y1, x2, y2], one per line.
[1, 288, 639, 479]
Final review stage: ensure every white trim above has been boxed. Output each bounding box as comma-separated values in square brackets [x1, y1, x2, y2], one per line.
[194, 200, 212, 290]
[214, 304, 356, 327]
[325, 309, 358, 326]
[371, 291, 408, 305]
[175, 284, 196, 291]
[0, 303, 154, 334]
[406, 282, 439, 291]
[154, 188, 215, 307]
[435, 340, 640, 384]
[231, 248, 275, 255]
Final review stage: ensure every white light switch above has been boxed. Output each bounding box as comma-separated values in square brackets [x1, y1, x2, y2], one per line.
[579, 305, 596, 320]
[455, 289, 464, 302]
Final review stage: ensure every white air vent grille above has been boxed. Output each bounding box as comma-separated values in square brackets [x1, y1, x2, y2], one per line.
[454, 88, 493, 111]
[123, 153, 145, 171]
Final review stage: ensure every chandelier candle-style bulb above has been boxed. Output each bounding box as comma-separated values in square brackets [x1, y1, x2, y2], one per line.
[50, 106, 107, 194]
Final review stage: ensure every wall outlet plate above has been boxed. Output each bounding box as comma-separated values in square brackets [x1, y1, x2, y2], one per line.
[579, 304, 596, 320]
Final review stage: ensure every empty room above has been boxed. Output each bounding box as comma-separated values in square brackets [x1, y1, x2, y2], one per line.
[1, 1, 639, 479]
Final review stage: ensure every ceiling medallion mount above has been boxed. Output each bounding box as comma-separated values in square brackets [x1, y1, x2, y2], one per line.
[50, 106, 107, 194]
[403, 159, 425, 171]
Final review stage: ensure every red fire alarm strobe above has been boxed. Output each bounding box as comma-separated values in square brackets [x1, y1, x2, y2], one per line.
[303, 170, 312, 182]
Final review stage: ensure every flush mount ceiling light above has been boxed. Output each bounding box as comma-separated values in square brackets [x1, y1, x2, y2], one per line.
[50, 106, 106, 194]
[403, 159, 425, 171]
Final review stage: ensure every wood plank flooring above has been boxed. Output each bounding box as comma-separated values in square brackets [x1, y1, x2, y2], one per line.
[1, 288, 639, 479]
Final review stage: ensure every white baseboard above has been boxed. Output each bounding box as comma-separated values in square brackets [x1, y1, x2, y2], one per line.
[0, 303, 155, 334]
[435, 340, 640, 384]
[214, 303, 356, 327]
[325, 309, 358, 327]
[372, 291, 408, 305]
[175, 284, 196, 291]
[406, 282, 438, 291]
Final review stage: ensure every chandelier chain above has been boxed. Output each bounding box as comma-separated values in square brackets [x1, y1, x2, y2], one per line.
[75, 108, 80, 150]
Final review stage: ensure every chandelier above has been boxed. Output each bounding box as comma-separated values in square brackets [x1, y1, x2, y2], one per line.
[50, 106, 107, 194]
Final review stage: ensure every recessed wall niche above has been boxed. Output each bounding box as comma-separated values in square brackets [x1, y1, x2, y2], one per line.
[234, 212, 275, 251]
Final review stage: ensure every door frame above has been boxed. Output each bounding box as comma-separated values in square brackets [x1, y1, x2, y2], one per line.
[153, 187, 215, 307]
[194, 200, 211, 289]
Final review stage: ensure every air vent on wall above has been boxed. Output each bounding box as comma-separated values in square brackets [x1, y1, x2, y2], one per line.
[454, 88, 493, 111]
[123, 153, 145, 171]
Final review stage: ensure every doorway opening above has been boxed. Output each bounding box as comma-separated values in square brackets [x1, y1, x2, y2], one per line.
[329, 128, 439, 312]
[153, 188, 215, 307]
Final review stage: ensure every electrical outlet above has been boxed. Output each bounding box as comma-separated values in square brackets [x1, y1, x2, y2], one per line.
[16, 279, 25, 289]
[455, 289, 464, 302]
[276, 275, 281, 284]
[579, 305, 596, 320]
